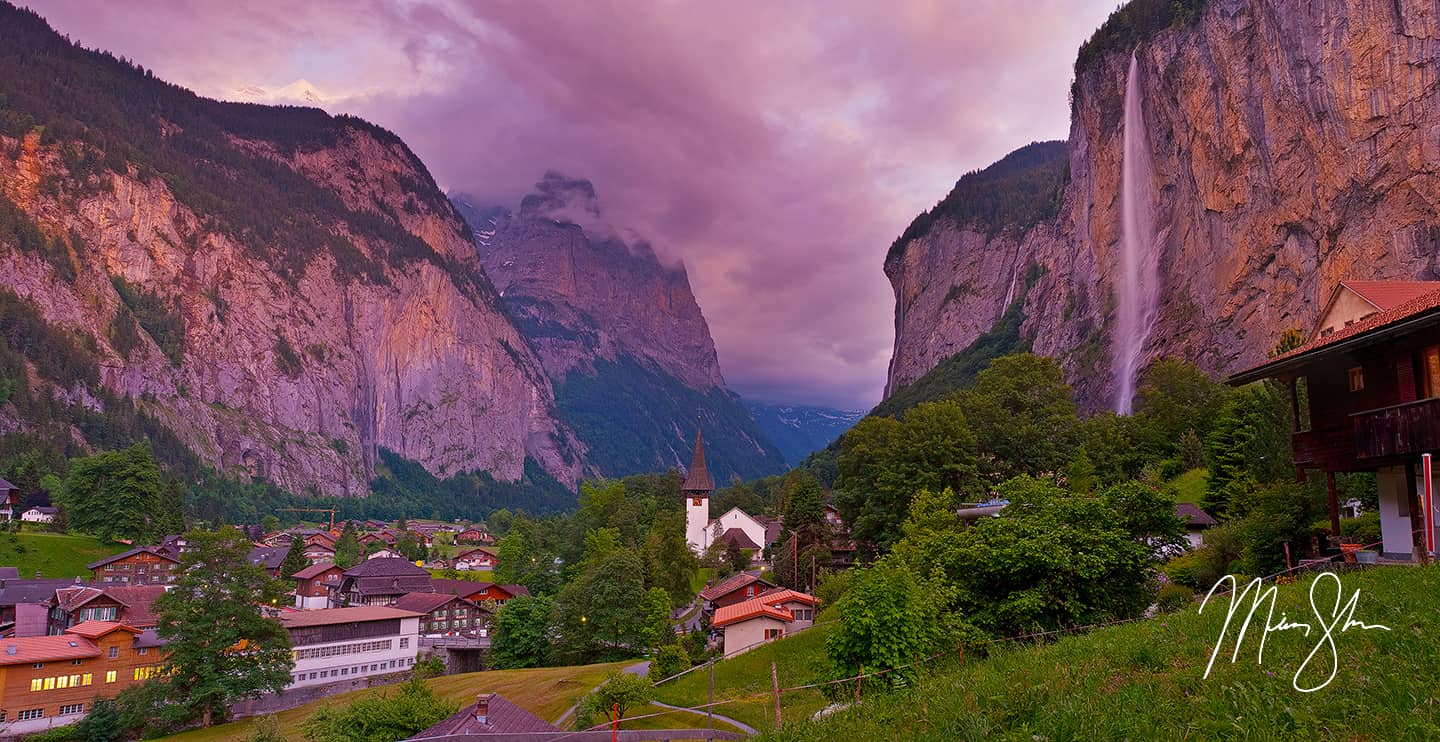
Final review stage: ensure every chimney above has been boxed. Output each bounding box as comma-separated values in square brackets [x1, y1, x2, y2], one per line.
[474, 693, 494, 724]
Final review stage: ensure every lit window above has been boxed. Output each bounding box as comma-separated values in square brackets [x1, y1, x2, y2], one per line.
[56, 675, 68, 689]
[105, 670, 116, 683]
[82, 673, 92, 686]
[42, 677, 55, 690]
[29, 679, 41, 692]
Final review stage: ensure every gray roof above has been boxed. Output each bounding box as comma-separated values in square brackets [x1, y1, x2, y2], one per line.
[248, 546, 288, 570]
[681, 428, 714, 494]
[0, 478, 15, 491]
[0, 578, 84, 607]
[1175, 502, 1219, 528]
[410, 693, 557, 738]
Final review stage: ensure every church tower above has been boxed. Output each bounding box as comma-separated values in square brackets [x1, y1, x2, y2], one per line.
[682, 427, 714, 554]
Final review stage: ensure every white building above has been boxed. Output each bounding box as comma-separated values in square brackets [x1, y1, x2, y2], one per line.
[20, 507, 57, 524]
[280, 606, 422, 688]
[683, 429, 774, 555]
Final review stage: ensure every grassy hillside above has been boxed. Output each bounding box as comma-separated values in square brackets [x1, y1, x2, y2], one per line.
[762, 567, 1440, 740]
[159, 661, 633, 741]
[653, 621, 835, 731]
[0, 532, 126, 577]
[1168, 468, 1208, 505]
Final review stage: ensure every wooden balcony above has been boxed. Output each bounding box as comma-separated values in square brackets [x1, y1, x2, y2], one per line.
[1352, 397, 1440, 460]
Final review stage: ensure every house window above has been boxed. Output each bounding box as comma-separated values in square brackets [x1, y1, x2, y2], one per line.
[1423, 346, 1440, 398]
[138, 648, 148, 655]
[18, 708, 43, 721]
[105, 670, 116, 683]
[1349, 367, 1365, 392]
[71, 659, 82, 666]
[764, 628, 783, 640]
[82, 673, 92, 686]
[745, 586, 755, 597]
[31, 663, 43, 669]
[59, 703, 84, 715]
[399, 638, 409, 649]
[108, 647, 118, 659]
[29, 679, 41, 691]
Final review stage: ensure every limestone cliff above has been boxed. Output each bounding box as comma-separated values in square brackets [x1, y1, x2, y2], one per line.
[885, 0, 1440, 411]
[455, 175, 787, 483]
[0, 4, 584, 495]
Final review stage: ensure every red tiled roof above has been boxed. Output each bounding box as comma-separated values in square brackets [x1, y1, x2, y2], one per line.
[699, 572, 773, 602]
[100, 586, 168, 628]
[1232, 284, 1440, 383]
[1341, 280, 1440, 311]
[0, 635, 100, 665]
[291, 562, 342, 580]
[713, 597, 793, 628]
[64, 621, 140, 639]
[754, 588, 819, 607]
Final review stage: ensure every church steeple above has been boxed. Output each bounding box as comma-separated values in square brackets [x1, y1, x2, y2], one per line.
[681, 427, 714, 495]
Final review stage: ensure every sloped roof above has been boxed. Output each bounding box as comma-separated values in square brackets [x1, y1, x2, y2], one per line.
[0, 578, 85, 607]
[428, 578, 490, 598]
[394, 592, 475, 614]
[64, 620, 141, 639]
[411, 693, 557, 738]
[248, 546, 288, 570]
[0, 477, 15, 491]
[681, 428, 714, 493]
[1231, 283, 1440, 384]
[343, 558, 429, 578]
[0, 635, 100, 665]
[87, 546, 179, 570]
[755, 588, 820, 607]
[713, 597, 793, 628]
[717, 528, 760, 551]
[1341, 280, 1440, 311]
[699, 572, 774, 602]
[292, 562, 342, 580]
[1175, 502, 1218, 528]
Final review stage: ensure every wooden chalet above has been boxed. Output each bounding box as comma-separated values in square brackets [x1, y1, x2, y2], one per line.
[48, 585, 166, 635]
[332, 559, 431, 607]
[698, 573, 776, 611]
[87, 548, 180, 586]
[1231, 280, 1440, 560]
[393, 592, 490, 637]
[0, 478, 16, 522]
[292, 563, 344, 610]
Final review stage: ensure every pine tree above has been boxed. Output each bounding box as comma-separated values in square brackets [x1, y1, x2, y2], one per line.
[334, 522, 361, 569]
[280, 534, 308, 579]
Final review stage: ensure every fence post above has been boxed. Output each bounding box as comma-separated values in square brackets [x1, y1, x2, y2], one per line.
[707, 659, 715, 742]
[771, 660, 782, 727]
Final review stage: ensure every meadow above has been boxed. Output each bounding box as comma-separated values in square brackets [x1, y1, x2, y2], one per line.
[0, 531, 126, 578]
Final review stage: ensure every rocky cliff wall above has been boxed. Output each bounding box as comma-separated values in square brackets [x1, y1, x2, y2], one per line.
[886, 0, 1440, 410]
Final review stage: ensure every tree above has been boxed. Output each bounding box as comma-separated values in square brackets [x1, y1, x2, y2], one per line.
[333, 522, 361, 569]
[651, 644, 690, 681]
[260, 515, 280, 534]
[577, 672, 654, 730]
[639, 587, 673, 649]
[74, 697, 123, 741]
[835, 399, 980, 553]
[280, 534, 308, 579]
[486, 508, 513, 535]
[957, 353, 1080, 483]
[825, 560, 958, 688]
[152, 528, 293, 727]
[301, 678, 457, 742]
[723, 539, 748, 573]
[396, 530, 427, 562]
[1204, 382, 1294, 517]
[489, 595, 554, 669]
[54, 444, 177, 542]
[775, 473, 832, 590]
[641, 511, 698, 607]
[551, 545, 649, 663]
[1132, 359, 1230, 461]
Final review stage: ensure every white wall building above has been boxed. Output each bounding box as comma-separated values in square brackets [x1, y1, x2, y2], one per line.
[20, 507, 57, 523]
[280, 606, 422, 689]
[683, 430, 717, 554]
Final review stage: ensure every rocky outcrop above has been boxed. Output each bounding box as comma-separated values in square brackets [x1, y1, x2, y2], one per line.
[456, 174, 787, 482]
[886, 0, 1440, 410]
[0, 5, 585, 495]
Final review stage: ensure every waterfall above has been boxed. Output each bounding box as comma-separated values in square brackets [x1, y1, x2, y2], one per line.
[1113, 51, 1159, 415]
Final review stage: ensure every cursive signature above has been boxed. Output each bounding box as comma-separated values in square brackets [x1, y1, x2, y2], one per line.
[1198, 572, 1390, 692]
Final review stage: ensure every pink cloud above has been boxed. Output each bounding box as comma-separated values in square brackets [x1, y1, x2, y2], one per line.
[25, 0, 1115, 408]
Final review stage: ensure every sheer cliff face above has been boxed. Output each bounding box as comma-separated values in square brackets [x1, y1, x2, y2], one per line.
[0, 127, 583, 497]
[471, 173, 727, 391]
[458, 174, 788, 482]
[887, 0, 1440, 408]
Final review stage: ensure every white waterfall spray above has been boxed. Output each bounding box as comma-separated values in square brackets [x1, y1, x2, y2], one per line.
[1113, 51, 1159, 415]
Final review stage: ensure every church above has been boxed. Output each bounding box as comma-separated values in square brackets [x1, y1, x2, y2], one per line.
[683, 428, 777, 555]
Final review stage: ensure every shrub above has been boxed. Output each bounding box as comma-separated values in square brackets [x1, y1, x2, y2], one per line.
[814, 568, 851, 607]
[1156, 583, 1193, 613]
[301, 678, 457, 742]
[1341, 512, 1382, 547]
[652, 644, 690, 682]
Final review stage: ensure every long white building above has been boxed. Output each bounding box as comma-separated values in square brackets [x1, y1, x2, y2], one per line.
[280, 606, 422, 689]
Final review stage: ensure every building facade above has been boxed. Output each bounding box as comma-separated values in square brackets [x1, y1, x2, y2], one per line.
[281, 607, 421, 689]
[0, 622, 163, 729]
[87, 548, 180, 586]
[291, 564, 344, 610]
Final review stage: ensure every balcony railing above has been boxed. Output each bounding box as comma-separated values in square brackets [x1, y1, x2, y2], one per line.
[1353, 397, 1440, 459]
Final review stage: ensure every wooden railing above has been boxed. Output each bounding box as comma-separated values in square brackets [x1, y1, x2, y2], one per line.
[1352, 397, 1440, 459]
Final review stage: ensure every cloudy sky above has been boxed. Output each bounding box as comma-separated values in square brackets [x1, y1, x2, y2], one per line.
[29, 0, 1114, 409]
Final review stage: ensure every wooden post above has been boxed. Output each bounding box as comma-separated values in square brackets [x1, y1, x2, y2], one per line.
[1325, 471, 1341, 539]
[1283, 542, 1292, 573]
[707, 659, 714, 742]
[1406, 461, 1426, 563]
[612, 702, 619, 742]
[771, 661, 781, 727]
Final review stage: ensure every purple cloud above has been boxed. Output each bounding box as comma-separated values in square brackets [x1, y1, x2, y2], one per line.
[26, 0, 1115, 409]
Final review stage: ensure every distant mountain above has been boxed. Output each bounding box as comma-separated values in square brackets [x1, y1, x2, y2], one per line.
[742, 400, 863, 466]
[454, 174, 788, 483]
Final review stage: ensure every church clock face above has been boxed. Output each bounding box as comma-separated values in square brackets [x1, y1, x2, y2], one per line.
[692, 497, 704, 506]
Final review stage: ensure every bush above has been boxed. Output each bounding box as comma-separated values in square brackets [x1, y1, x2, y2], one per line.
[814, 569, 851, 607]
[1156, 583, 1193, 613]
[1341, 512, 1382, 547]
[652, 644, 690, 682]
[247, 715, 288, 742]
[301, 678, 457, 742]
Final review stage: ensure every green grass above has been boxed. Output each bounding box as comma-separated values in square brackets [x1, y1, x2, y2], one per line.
[761, 567, 1440, 740]
[158, 661, 631, 741]
[426, 568, 495, 582]
[1168, 468, 1209, 505]
[654, 621, 834, 732]
[0, 531, 127, 577]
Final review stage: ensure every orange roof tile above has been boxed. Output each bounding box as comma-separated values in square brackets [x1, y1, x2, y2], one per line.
[754, 588, 820, 607]
[0, 635, 100, 665]
[64, 621, 141, 639]
[1340, 280, 1440, 311]
[713, 597, 793, 628]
